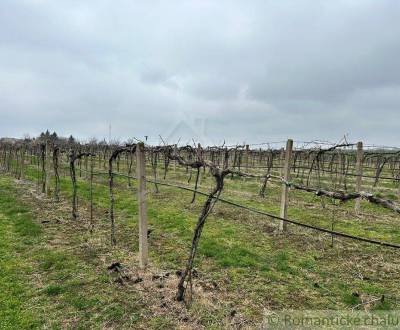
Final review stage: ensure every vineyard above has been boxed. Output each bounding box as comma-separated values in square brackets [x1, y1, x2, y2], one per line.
[1, 136, 400, 328]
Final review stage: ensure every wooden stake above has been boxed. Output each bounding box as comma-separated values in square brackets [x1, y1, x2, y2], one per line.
[45, 140, 51, 196]
[280, 147, 285, 176]
[89, 156, 94, 233]
[136, 142, 148, 268]
[355, 141, 363, 214]
[279, 139, 293, 232]
[245, 144, 250, 172]
[173, 144, 177, 174]
[20, 147, 25, 180]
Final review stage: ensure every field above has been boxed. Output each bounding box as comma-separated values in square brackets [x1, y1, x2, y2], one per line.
[1, 140, 400, 328]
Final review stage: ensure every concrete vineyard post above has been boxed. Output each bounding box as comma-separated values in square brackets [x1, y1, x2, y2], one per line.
[355, 141, 363, 214]
[136, 142, 148, 268]
[279, 139, 293, 232]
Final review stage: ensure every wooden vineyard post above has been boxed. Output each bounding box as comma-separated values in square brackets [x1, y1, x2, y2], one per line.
[197, 143, 203, 184]
[245, 144, 250, 172]
[280, 147, 285, 176]
[355, 141, 363, 214]
[45, 140, 51, 196]
[173, 144, 177, 174]
[41, 144, 46, 193]
[136, 142, 148, 268]
[279, 139, 293, 232]
[20, 147, 25, 181]
[89, 155, 94, 233]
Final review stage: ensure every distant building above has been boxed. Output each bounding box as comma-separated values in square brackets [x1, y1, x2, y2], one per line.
[0, 137, 20, 144]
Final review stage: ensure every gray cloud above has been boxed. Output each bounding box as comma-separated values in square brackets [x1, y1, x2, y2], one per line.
[0, 0, 399, 145]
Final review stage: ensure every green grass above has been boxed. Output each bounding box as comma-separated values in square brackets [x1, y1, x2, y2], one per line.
[0, 176, 146, 329]
[0, 179, 43, 329]
[44, 284, 65, 296]
[1, 158, 400, 327]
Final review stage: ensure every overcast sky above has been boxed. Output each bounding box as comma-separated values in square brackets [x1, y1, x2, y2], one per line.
[1, 0, 399, 146]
